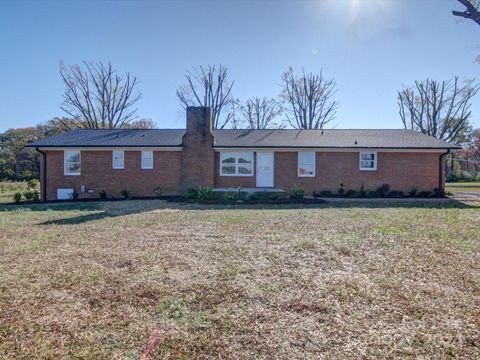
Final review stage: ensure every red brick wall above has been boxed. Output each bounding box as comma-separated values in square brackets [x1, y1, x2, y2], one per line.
[274, 151, 442, 194]
[44, 150, 182, 200]
[43, 148, 443, 200]
[181, 107, 215, 189]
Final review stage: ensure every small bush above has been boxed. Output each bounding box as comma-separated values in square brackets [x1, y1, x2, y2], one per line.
[446, 173, 457, 182]
[377, 183, 390, 197]
[409, 186, 417, 197]
[268, 193, 279, 201]
[338, 183, 345, 196]
[223, 192, 236, 202]
[27, 179, 39, 189]
[153, 187, 162, 197]
[120, 189, 130, 199]
[99, 190, 108, 200]
[198, 186, 213, 200]
[22, 190, 39, 201]
[31, 190, 40, 201]
[359, 184, 367, 198]
[13, 192, 22, 203]
[314, 190, 333, 197]
[417, 190, 431, 198]
[434, 188, 445, 197]
[22, 170, 32, 179]
[184, 186, 199, 200]
[389, 190, 404, 198]
[460, 170, 476, 182]
[70, 189, 80, 200]
[249, 193, 260, 201]
[367, 190, 380, 198]
[345, 190, 358, 198]
[291, 186, 305, 201]
[23, 190, 34, 200]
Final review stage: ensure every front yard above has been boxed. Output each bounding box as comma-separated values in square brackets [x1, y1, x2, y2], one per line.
[446, 181, 480, 194]
[0, 199, 479, 359]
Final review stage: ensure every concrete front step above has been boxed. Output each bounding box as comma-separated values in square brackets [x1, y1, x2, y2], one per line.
[213, 187, 286, 194]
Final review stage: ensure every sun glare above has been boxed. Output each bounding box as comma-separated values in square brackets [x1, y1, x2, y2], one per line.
[327, 0, 394, 21]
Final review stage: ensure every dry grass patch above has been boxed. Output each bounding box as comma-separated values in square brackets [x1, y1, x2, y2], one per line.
[0, 199, 479, 359]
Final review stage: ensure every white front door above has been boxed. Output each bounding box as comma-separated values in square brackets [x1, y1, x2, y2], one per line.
[256, 152, 274, 187]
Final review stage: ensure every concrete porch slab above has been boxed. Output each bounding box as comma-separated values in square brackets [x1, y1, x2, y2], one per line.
[213, 187, 286, 194]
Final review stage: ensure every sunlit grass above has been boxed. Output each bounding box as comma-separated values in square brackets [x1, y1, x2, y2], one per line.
[446, 181, 480, 193]
[1, 199, 479, 359]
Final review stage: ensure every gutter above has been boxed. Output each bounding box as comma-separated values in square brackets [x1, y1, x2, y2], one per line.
[438, 149, 450, 196]
[212, 146, 462, 150]
[36, 148, 47, 202]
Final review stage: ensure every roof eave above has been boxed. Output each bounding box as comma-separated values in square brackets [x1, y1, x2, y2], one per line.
[212, 145, 462, 150]
[26, 144, 183, 148]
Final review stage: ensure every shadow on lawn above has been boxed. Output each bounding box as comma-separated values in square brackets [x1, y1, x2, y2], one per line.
[0, 198, 478, 226]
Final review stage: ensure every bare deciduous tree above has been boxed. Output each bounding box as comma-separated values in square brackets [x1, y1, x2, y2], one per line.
[398, 77, 479, 144]
[281, 67, 338, 129]
[59, 61, 141, 129]
[176, 64, 234, 129]
[238, 97, 283, 129]
[127, 118, 157, 129]
[453, 0, 480, 26]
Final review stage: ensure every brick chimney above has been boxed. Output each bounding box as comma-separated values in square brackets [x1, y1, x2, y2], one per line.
[181, 107, 215, 188]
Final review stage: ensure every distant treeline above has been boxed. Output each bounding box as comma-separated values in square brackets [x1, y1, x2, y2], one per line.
[0, 118, 155, 181]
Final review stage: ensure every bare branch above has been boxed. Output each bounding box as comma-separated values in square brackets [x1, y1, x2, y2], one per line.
[176, 64, 234, 129]
[398, 77, 479, 144]
[280, 67, 338, 129]
[453, 0, 480, 26]
[59, 61, 142, 129]
[237, 97, 284, 129]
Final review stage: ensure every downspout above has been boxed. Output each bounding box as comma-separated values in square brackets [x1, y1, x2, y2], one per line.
[438, 149, 450, 197]
[36, 148, 47, 202]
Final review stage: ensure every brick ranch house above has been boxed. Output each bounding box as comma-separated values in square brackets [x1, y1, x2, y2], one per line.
[28, 107, 460, 201]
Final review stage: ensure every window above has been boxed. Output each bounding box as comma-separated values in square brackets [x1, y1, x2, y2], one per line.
[298, 152, 315, 177]
[112, 150, 124, 169]
[141, 150, 153, 169]
[220, 152, 253, 176]
[64, 150, 81, 176]
[359, 152, 377, 171]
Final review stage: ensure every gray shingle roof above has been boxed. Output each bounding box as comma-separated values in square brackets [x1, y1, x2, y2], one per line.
[27, 129, 185, 148]
[27, 128, 460, 149]
[212, 129, 460, 149]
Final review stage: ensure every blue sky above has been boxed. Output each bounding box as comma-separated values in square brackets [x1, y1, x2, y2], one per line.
[0, 0, 479, 132]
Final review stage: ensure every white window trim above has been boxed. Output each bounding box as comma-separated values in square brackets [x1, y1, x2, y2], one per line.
[64, 150, 81, 176]
[220, 152, 254, 177]
[297, 151, 316, 177]
[112, 150, 125, 169]
[141, 150, 154, 169]
[359, 151, 377, 171]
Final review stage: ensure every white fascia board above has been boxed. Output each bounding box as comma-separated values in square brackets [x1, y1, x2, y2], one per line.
[213, 147, 447, 153]
[37, 146, 183, 151]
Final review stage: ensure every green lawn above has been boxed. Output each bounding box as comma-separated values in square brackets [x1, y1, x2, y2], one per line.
[0, 199, 479, 359]
[446, 182, 480, 194]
